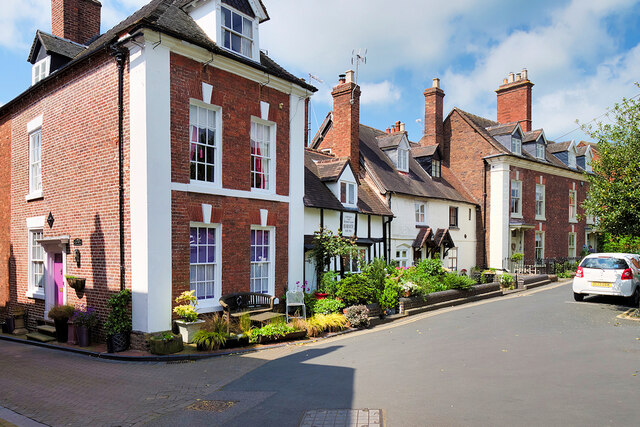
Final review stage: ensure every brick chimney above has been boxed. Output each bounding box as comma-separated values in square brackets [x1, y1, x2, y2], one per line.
[423, 78, 445, 146]
[51, 0, 102, 45]
[320, 70, 361, 176]
[496, 68, 533, 132]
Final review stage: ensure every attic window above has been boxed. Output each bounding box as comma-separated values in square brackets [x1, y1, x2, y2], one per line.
[221, 6, 254, 58]
[431, 159, 441, 178]
[536, 142, 545, 160]
[511, 134, 522, 155]
[32, 56, 50, 85]
[397, 148, 409, 172]
[340, 181, 356, 207]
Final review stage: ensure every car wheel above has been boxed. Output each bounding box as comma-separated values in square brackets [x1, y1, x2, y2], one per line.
[573, 292, 584, 302]
[627, 287, 640, 307]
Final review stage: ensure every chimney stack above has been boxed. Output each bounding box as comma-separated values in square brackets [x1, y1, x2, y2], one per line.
[496, 68, 533, 132]
[51, 0, 102, 45]
[422, 77, 445, 146]
[318, 71, 361, 176]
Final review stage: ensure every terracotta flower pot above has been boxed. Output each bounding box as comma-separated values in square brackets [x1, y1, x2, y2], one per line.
[314, 292, 329, 300]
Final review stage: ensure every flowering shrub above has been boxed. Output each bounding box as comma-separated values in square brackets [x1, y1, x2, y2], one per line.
[344, 305, 370, 328]
[173, 290, 199, 322]
[72, 305, 98, 328]
[399, 281, 419, 294]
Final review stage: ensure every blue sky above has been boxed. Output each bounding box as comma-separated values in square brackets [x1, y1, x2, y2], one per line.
[2, 0, 640, 144]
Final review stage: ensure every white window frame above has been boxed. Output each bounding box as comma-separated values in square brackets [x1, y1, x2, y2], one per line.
[535, 231, 545, 261]
[510, 180, 522, 218]
[569, 190, 577, 222]
[535, 184, 545, 220]
[414, 203, 426, 225]
[449, 206, 459, 228]
[189, 223, 222, 309]
[190, 99, 222, 186]
[446, 247, 458, 271]
[511, 135, 522, 155]
[431, 159, 441, 178]
[340, 181, 357, 207]
[32, 56, 51, 85]
[344, 247, 367, 274]
[220, 5, 255, 59]
[250, 226, 275, 295]
[568, 232, 576, 258]
[395, 248, 409, 268]
[397, 148, 409, 172]
[28, 128, 42, 197]
[26, 217, 45, 299]
[250, 117, 276, 193]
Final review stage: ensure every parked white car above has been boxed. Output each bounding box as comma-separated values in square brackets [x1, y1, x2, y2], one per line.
[573, 253, 640, 306]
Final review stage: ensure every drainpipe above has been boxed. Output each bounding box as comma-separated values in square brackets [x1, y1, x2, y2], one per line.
[482, 159, 488, 269]
[113, 48, 127, 291]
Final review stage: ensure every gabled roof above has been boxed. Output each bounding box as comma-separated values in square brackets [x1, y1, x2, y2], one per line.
[27, 30, 86, 63]
[315, 157, 350, 182]
[410, 145, 438, 158]
[523, 129, 543, 143]
[547, 140, 576, 154]
[486, 122, 519, 137]
[375, 132, 406, 150]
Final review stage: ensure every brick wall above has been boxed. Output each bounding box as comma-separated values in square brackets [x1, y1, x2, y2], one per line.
[496, 80, 533, 132]
[0, 117, 11, 309]
[8, 50, 131, 330]
[51, 0, 102, 45]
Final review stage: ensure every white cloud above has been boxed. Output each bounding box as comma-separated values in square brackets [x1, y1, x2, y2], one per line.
[360, 81, 401, 106]
[0, 0, 50, 51]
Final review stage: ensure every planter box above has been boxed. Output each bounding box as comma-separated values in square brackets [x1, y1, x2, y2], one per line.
[256, 330, 307, 345]
[222, 334, 250, 349]
[149, 334, 184, 355]
[175, 319, 205, 343]
[107, 332, 130, 353]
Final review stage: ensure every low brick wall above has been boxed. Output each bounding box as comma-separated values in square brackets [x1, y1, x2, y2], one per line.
[399, 282, 501, 314]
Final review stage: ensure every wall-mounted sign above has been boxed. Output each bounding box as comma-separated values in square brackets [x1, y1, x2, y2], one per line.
[73, 239, 83, 246]
[342, 212, 356, 237]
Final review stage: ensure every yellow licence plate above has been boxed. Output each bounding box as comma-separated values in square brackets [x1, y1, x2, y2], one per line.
[590, 282, 612, 288]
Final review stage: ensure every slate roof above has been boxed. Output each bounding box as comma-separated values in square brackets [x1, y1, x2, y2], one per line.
[576, 146, 589, 156]
[375, 133, 405, 149]
[486, 123, 517, 136]
[1, 0, 314, 116]
[315, 158, 349, 182]
[304, 149, 392, 216]
[28, 30, 86, 63]
[546, 141, 572, 153]
[523, 129, 542, 143]
[410, 145, 438, 158]
[359, 124, 472, 203]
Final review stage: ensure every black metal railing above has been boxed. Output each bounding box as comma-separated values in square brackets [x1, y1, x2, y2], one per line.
[503, 257, 581, 275]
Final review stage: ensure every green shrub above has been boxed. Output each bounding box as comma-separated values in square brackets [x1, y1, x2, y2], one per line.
[48, 304, 75, 321]
[104, 289, 132, 336]
[415, 259, 444, 277]
[249, 320, 298, 343]
[335, 274, 377, 306]
[305, 313, 348, 337]
[313, 297, 345, 315]
[319, 271, 340, 295]
[379, 279, 401, 310]
[173, 290, 198, 322]
[443, 272, 476, 290]
[362, 258, 388, 294]
[192, 329, 227, 350]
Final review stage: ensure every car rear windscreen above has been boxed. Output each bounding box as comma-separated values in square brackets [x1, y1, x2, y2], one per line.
[580, 257, 629, 269]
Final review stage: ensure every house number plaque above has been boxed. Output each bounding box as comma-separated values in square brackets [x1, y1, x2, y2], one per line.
[73, 239, 82, 246]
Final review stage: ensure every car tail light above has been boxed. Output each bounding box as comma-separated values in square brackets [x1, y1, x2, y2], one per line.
[621, 268, 633, 280]
[575, 266, 584, 278]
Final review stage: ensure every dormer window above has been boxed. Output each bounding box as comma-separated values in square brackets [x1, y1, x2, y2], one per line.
[340, 181, 356, 206]
[397, 148, 409, 172]
[221, 6, 254, 58]
[536, 142, 545, 160]
[511, 134, 522, 155]
[32, 56, 50, 85]
[431, 159, 441, 178]
[568, 150, 576, 168]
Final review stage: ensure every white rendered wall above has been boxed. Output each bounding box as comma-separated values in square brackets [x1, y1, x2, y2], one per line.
[288, 93, 306, 291]
[129, 39, 173, 333]
[489, 160, 510, 269]
[371, 215, 383, 237]
[356, 214, 368, 239]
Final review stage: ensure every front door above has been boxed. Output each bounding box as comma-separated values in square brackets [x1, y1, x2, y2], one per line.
[54, 253, 64, 305]
[510, 229, 523, 257]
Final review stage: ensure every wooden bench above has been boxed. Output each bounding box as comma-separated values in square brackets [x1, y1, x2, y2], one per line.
[219, 292, 284, 326]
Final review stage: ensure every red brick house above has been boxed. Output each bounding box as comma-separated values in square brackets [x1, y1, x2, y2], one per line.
[428, 70, 594, 269]
[0, 0, 315, 344]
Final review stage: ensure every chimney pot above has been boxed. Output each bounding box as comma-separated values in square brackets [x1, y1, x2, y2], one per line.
[432, 78, 440, 89]
[508, 73, 515, 83]
[503, 78, 508, 85]
[345, 70, 355, 84]
[338, 74, 346, 84]
[400, 122, 405, 132]
[386, 127, 391, 134]
[521, 68, 528, 80]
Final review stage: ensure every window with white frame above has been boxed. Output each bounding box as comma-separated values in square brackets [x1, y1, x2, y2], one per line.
[221, 6, 254, 58]
[32, 56, 50, 85]
[431, 159, 441, 178]
[250, 228, 273, 294]
[344, 248, 366, 274]
[511, 180, 522, 217]
[415, 203, 426, 224]
[569, 190, 577, 222]
[29, 129, 42, 194]
[568, 232, 576, 258]
[397, 148, 409, 172]
[29, 229, 44, 295]
[340, 181, 356, 206]
[190, 225, 219, 301]
[395, 249, 409, 268]
[190, 102, 219, 183]
[446, 247, 458, 271]
[535, 184, 545, 219]
[449, 206, 458, 227]
[535, 231, 545, 261]
[536, 142, 545, 160]
[511, 135, 522, 155]
[251, 120, 274, 191]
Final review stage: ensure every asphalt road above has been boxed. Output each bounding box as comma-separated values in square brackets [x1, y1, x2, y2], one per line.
[1, 280, 639, 426]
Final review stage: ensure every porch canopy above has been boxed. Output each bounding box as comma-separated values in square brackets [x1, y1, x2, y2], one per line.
[412, 226, 455, 258]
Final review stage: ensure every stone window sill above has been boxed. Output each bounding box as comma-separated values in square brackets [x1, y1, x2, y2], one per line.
[25, 191, 43, 202]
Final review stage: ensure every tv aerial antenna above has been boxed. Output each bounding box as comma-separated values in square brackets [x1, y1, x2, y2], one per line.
[351, 48, 367, 103]
[307, 73, 325, 146]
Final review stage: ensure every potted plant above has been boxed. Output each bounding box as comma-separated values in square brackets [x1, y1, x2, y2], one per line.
[149, 332, 184, 355]
[104, 289, 132, 353]
[192, 315, 228, 351]
[173, 290, 204, 343]
[65, 275, 86, 292]
[47, 305, 75, 342]
[72, 305, 98, 347]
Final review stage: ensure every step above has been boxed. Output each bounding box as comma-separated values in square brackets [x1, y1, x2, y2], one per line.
[37, 324, 57, 337]
[26, 332, 56, 343]
[404, 290, 504, 316]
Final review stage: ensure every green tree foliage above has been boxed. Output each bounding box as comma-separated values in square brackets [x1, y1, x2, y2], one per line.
[581, 89, 640, 236]
[310, 228, 358, 281]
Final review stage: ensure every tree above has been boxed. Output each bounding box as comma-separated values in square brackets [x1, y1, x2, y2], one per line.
[309, 228, 357, 283]
[581, 88, 640, 236]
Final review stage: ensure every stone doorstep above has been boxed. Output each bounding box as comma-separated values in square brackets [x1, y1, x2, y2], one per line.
[26, 332, 56, 343]
[404, 290, 504, 316]
[36, 325, 56, 337]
